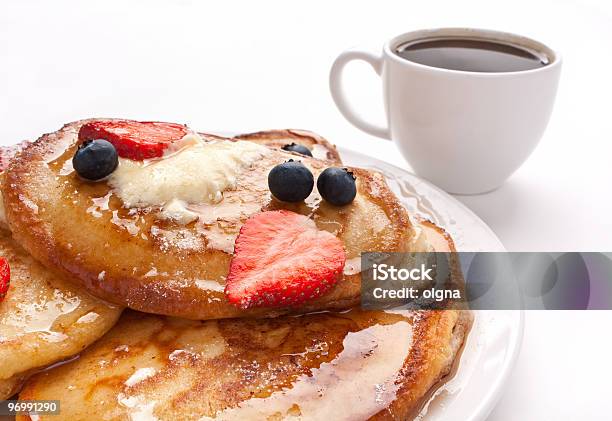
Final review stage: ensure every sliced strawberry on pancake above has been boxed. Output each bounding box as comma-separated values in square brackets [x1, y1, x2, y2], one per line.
[78, 120, 188, 160]
[225, 210, 346, 309]
[0, 257, 10, 301]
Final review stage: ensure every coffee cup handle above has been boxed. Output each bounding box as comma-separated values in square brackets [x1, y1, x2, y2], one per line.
[329, 49, 390, 140]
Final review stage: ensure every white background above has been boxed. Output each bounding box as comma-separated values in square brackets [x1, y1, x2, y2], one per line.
[1, 0, 611, 419]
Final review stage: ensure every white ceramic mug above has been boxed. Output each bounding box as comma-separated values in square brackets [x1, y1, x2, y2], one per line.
[330, 28, 561, 194]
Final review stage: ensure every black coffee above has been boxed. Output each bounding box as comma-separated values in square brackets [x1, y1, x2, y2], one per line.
[395, 38, 549, 73]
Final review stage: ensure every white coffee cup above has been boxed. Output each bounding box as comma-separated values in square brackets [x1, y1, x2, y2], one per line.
[330, 28, 561, 194]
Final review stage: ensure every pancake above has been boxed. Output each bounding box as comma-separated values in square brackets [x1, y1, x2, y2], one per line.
[17, 307, 471, 421]
[232, 129, 342, 163]
[1, 373, 27, 401]
[0, 228, 122, 399]
[0, 140, 29, 230]
[4, 120, 416, 320]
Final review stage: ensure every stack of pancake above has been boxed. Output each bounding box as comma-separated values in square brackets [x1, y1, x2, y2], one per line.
[0, 121, 470, 420]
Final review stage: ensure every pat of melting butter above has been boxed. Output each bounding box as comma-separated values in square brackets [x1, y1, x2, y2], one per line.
[108, 135, 269, 223]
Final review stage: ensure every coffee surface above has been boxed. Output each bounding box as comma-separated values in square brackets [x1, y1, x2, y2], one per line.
[396, 38, 548, 72]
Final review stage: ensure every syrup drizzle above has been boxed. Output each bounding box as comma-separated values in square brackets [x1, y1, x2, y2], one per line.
[26, 309, 423, 420]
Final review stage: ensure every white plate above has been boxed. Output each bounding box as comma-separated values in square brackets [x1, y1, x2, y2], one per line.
[340, 147, 524, 421]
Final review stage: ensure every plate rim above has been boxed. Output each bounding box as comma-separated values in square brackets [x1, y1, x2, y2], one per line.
[469, 310, 524, 421]
[338, 145, 524, 421]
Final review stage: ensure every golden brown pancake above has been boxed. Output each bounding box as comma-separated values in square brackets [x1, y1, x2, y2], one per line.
[1, 373, 26, 401]
[17, 307, 470, 421]
[232, 129, 342, 163]
[4, 120, 415, 320]
[0, 228, 122, 399]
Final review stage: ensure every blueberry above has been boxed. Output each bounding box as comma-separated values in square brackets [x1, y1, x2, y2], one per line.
[72, 139, 118, 181]
[268, 160, 314, 202]
[317, 167, 356, 206]
[281, 142, 312, 157]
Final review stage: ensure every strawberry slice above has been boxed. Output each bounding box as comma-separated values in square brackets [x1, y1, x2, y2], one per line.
[0, 257, 10, 301]
[225, 210, 346, 309]
[78, 120, 188, 160]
